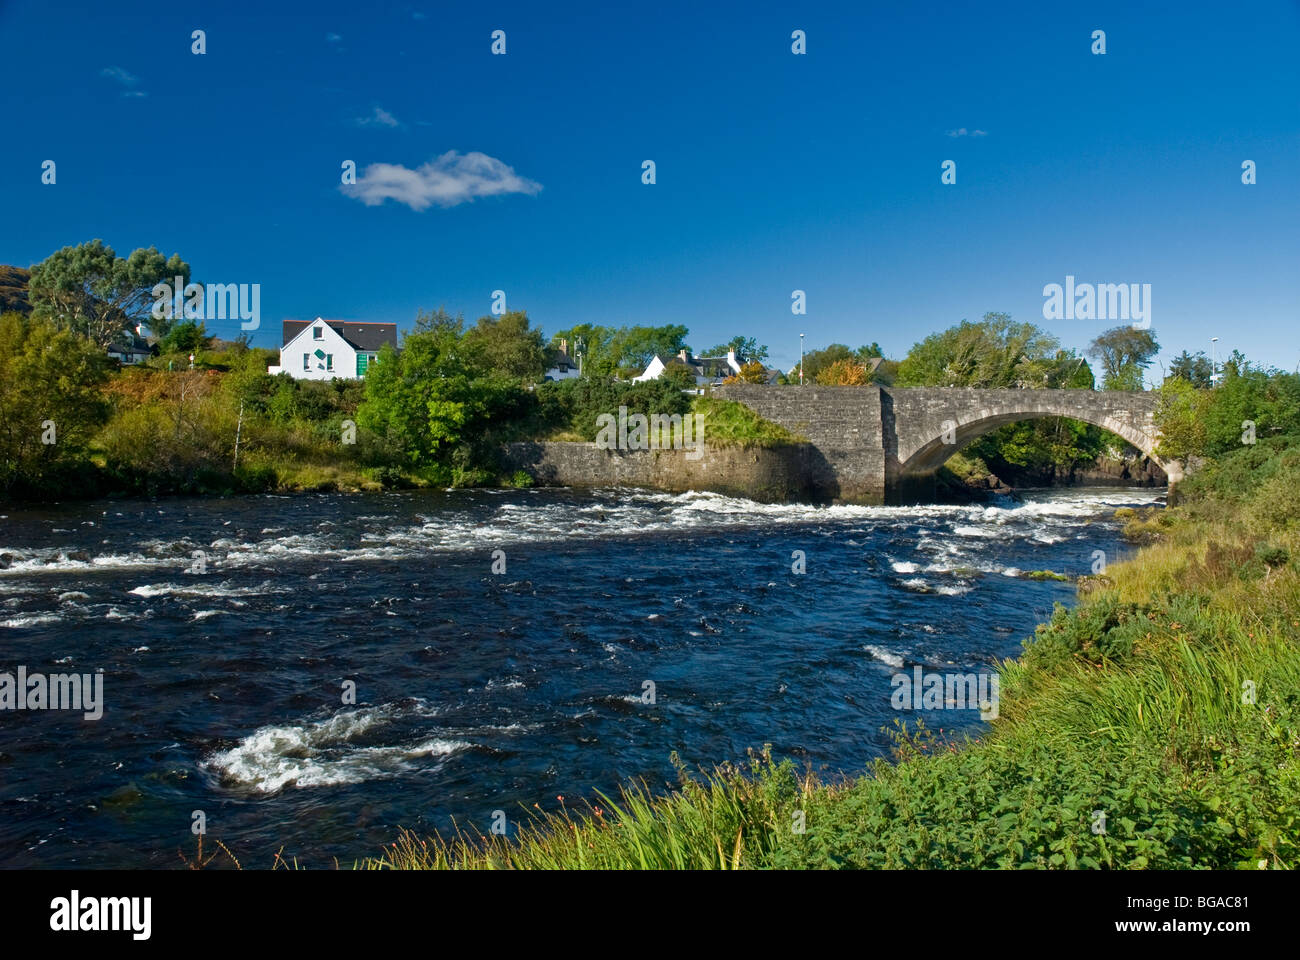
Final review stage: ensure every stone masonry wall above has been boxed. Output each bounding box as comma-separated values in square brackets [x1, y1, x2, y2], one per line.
[712, 385, 887, 502]
[500, 442, 823, 503]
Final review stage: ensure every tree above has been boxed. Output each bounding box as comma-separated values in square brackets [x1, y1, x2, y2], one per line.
[1044, 349, 1096, 389]
[660, 360, 697, 390]
[704, 336, 769, 364]
[896, 314, 1061, 388]
[0, 312, 110, 493]
[1167, 350, 1213, 389]
[798, 344, 854, 382]
[461, 310, 545, 382]
[160, 320, 213, 356]
[1087, 325, 1160, 391]
[815, 358, 872, 386]
[28, 239, 192, 346]
[1153, 377, 1211, 459]
[723, 360, 772, 384]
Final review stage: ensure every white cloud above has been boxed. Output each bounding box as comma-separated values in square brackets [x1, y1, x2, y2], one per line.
[355, 105, 401, 128]
[341, 151, 542, 211]
[100, 66, 143, 95]
[946, 128, 988, 138]
[326, 33, 342, 43]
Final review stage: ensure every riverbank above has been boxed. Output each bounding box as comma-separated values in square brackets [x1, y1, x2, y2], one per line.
[365, 438, 1299, 869]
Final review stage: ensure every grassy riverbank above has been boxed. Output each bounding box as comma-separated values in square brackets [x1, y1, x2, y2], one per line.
[363, 437, 1300, 869]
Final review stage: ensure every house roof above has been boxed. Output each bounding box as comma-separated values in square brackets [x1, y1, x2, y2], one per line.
[283, 318, 397, 352]
[107, 332, 156, 354]
[545, 346, 577, 370]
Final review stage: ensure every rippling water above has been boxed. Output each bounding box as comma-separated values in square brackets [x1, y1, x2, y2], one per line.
[0, 486, 1160, 867]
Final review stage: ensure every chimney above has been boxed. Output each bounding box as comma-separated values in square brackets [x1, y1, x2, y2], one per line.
[560, 338, 568, 355]
[678, 349, 689, 362]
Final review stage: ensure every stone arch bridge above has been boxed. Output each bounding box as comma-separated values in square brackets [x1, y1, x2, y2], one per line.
[714, 385, 1179, 504]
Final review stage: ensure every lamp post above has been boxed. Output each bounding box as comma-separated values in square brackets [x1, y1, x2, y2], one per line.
[1211, 337, 1220, 387]
[799, 333, 805, 386]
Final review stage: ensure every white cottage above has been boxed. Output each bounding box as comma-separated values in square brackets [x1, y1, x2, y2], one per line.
[267, 317, 398, 380]
[633, 348, 744, 389]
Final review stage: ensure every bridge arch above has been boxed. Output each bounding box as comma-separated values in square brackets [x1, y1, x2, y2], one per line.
[900, 411, 1163, 475]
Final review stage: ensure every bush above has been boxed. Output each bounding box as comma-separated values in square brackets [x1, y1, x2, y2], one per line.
[690, 397, 803, 447]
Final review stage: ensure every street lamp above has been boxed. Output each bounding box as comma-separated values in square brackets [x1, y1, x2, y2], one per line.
[1211, 337, 1220, 387]
[799, 333, 805, 386]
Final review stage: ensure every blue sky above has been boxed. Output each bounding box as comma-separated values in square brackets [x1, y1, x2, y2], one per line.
[2, 0, 1297, 380]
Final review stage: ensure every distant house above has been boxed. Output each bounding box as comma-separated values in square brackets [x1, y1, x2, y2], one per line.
[543, 339, 582, 381]
[107, 330, 157, 366]
[634, 348, 768, 391]
[267, 317, 398, 380]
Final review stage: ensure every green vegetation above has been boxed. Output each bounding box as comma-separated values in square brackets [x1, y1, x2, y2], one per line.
[690, 397, 804, 447]
[28, 238, 192, 346]
[1087, 324, 1161, 392]
[1155, 353, 1300, 460]
[351, 364, 1299, 869]
[795, 342, 885, 384]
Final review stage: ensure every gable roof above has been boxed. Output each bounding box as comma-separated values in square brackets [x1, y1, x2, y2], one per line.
[283, 318, 397, 352]
[107, 331, 156, 355]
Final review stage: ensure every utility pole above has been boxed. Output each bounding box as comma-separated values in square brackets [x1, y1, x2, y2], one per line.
[799, 333, 805, 386]
[1211, 336, 1220, 387]
[233, 400, 244, 471]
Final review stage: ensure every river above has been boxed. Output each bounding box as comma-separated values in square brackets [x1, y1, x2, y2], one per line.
[0, 485, 1160, 867]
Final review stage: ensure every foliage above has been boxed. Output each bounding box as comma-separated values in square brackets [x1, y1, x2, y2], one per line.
[690, 397, 803, 447]
[1154, 377, 1211, 460]
[549, 323, 691, 379]
[796, 343, 881, 383]
[1168, 350, 1214, 389]
[27, 239, 191, 345]
[461, 310, 546, 383]
[1087, 325, 1160, 391]
[535, 377, 692, 441]
[1156, 360, 1300, 461]
[723, 360, 773, 385]
[660, 360, 697, 390]
[159, 320, 213, 356]
[0, 312, 111, 494]
[814, 358, 872, 386]
[703, 336, 769, 364]
[896, 313, 1065, 388]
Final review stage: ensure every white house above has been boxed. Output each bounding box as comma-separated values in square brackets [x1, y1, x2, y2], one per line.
[634, 348, 746, 390]
[543, 339, 582, 381]
[107, 328, 157, 366]
[267, 317, 398, 380]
